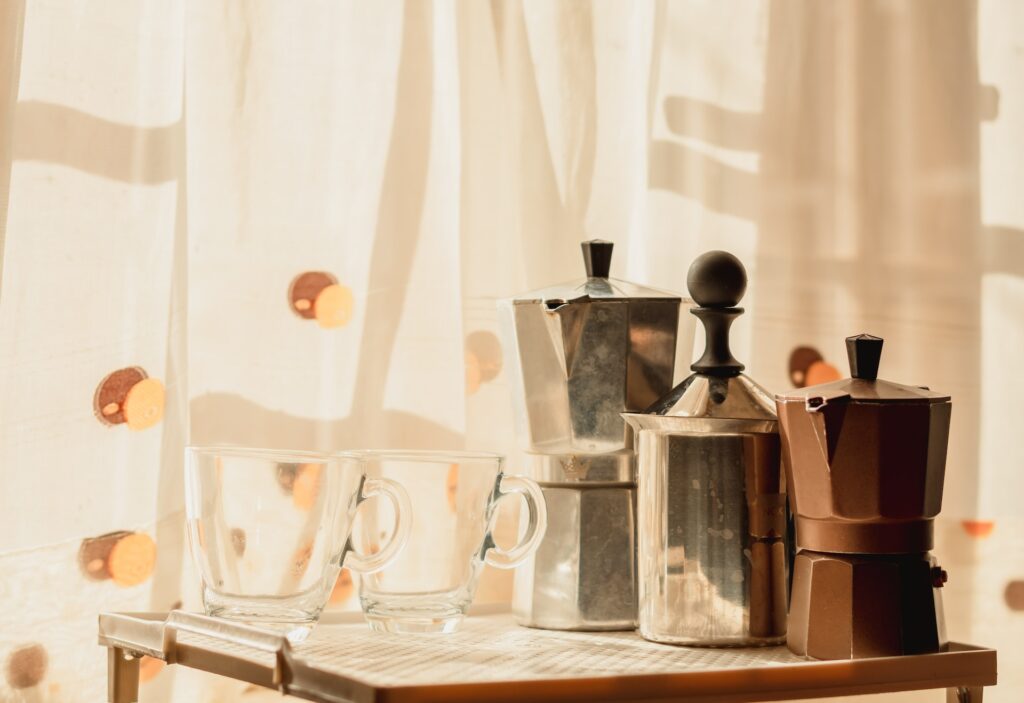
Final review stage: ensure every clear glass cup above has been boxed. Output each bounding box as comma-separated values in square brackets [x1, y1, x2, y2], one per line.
[354, 450, 546, 633]
[185, 446, 411, 641]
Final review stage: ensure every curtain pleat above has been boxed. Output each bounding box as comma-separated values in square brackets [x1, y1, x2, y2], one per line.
[0, 1, 1021, 701]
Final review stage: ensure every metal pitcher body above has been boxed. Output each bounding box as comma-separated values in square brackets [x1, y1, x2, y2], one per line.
[635, 427, 787, 645]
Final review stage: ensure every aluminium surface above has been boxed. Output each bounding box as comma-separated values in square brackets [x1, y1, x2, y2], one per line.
[98, 606, 996, 703]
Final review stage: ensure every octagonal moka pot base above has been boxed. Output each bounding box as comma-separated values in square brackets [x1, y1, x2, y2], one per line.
[788, 550, 947, 660]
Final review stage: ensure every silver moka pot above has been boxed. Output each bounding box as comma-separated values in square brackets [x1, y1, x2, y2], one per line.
[623, 251, 788, 646]
[500, 240, 687, 630]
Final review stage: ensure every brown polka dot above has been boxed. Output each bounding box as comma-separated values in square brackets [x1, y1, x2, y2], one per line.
[446, 463, 459, 513]
[139, 656, 165, 683]
[465, 352, 482, 395]
[805, 360, 841, 386]
[961, 520, 995, 538]
[465, 331, 503, 383]
[170, 600, 183, 611]
[1005, 580, 1024, 611]
[108, 532, 157, 587]
[5, 644, 47, 689]
[292, 541, 314, 578]
[288, 271, 337, 320]
[788, 347, 823, 388]
[292, 464, 322, 510]
[313, 284, 354, 329]
[123, 377, 165, 430]
[79, 530, 131, 580]
[276, 463, 300, 493]
[230, 528, 247, 557]
[330, 569, 354, 604]
[94, 367, 147, 425]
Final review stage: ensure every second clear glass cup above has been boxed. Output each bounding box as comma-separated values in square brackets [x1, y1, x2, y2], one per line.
[354, 451, 547, 633]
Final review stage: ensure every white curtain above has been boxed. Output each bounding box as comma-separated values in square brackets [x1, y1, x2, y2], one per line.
[1, 1, 1021, 701]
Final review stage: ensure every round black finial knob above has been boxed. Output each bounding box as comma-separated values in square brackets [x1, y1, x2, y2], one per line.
[686, 251, 747, 308]
[687, 250, 747, 377]
[581, 239, 613, 279]
[846, 334, 883, 381]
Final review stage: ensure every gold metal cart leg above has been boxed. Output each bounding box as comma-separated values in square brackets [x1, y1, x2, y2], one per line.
[108, 647, 141, 703]
[948, 686, 984, 703]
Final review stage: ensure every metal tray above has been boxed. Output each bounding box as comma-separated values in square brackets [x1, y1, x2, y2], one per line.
[98, 606, 996, 703]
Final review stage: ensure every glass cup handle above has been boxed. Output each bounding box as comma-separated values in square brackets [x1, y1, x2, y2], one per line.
[484, 475, 548, 569]
[344, 478, 412, 574]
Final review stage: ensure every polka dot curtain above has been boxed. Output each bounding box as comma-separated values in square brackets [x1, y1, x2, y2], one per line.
[1, 2, 1023, 702]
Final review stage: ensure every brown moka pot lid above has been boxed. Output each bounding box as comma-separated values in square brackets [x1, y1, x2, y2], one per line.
[776, 334, 950, 405]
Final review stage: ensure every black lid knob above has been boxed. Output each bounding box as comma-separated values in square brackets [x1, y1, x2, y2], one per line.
[581, 240, 613, 278]
[846, 334, 883, 381]
[687, 251, 747, 307]
[687, 251, 747, 377]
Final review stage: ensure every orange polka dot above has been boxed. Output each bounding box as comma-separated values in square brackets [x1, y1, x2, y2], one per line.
[108, 533, 157, 587]
[465, 352, 482, 396]
[465, 331, 503, 383]
[139, 656, 165, 683]
[446, 463, 459, 513]
[314, 284, 354, 329]
[330, 569, 354, 604]
[961, 520, 995, 538]
[292, 464, 322, 510]
[805, 360, 841, 386]
[123, 377, 165, 431]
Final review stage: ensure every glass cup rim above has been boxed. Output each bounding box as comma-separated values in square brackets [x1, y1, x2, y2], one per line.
[356, 449, 503, 464]
[186, 444, 364, 464]
[185, 445, 504, 466]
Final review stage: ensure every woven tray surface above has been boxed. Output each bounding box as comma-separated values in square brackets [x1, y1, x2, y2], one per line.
[293, 614, 805, 686]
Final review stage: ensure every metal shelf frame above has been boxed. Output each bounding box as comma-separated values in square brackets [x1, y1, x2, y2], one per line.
[98, 609, 996, 703]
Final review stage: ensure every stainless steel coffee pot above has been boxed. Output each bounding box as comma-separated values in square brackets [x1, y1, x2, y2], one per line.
[500, 240, 686, 630]
[623, 251, 787, 646]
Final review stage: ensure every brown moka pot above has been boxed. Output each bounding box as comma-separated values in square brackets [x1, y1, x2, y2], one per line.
[776, 334, 952, 660]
